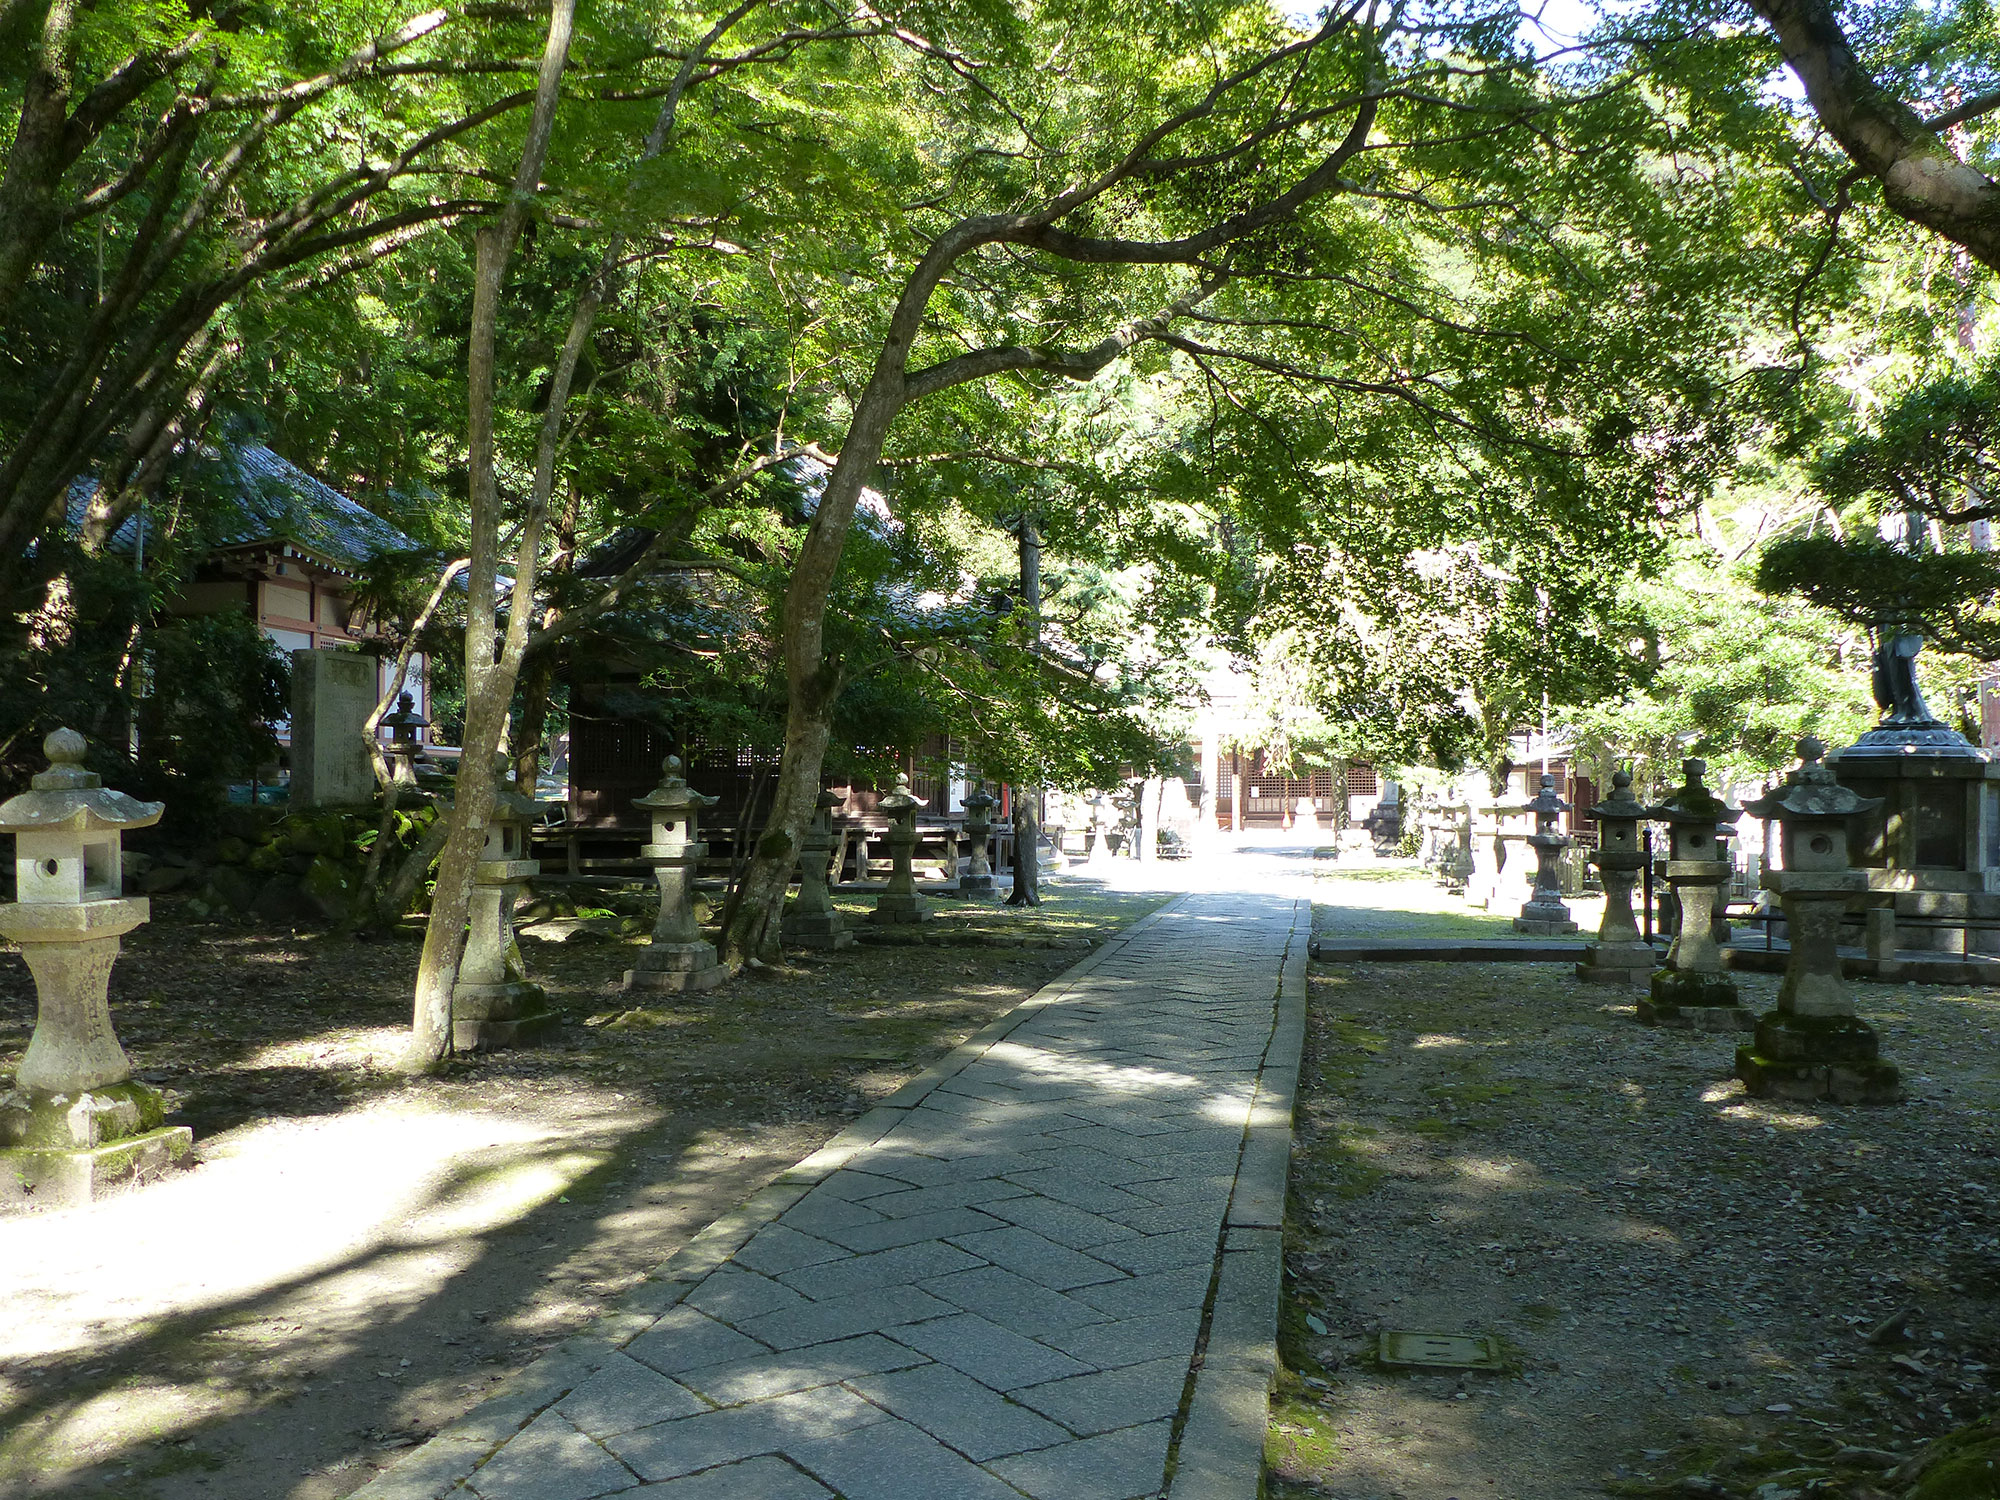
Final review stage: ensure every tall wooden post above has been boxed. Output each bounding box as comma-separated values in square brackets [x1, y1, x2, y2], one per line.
[1008, 518, 1043, 906]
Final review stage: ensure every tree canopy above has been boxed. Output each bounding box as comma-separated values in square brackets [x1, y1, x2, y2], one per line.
[6, 0, 2000, 1033]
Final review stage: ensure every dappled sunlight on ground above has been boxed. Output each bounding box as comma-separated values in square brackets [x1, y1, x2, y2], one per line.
[1275, 853, 2000, 1500]
[0, 1090, 654, 1477]
[1276, 962, 2000, 1498]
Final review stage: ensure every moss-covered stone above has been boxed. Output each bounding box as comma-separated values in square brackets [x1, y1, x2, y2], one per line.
[301, 856, 356, 920]
[1754, 1011, 1881, 1063]
[1911, 1449, 2000, 1500]
[206, 864, 259, 913]
[1904, 1412, 2000, 1500]
[1649, 968, 1740, 1008]
[1736, 1046, 1903, 1105]
[0, 1080, 166, 1149]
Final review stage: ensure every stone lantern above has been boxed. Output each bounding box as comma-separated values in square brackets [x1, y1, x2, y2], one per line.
[870, 772, 931, 925]
[1086, 792, 1113, 864]
[0, 729, 190, 1206]
[452, 756, 557, 1049]
[1575, 769, 1656, 985]
[1466, 769, 1526, 911]
[781, 790, 853, 951]
[380, 692, 430, 787]
[1640, 758, 1752, 1030]
[959, 782, 997, 897]
[1738, 737, 1901, 1103]
[1512, 774, 1577, 935]
[625, 756, 730, 992]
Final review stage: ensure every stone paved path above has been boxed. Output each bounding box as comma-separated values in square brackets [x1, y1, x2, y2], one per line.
[359, 851, 1310, 1500]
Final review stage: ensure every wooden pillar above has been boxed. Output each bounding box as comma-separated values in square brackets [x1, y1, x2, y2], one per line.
[1231, 750, 1244, 833]
[1199, 735, 1219, 830]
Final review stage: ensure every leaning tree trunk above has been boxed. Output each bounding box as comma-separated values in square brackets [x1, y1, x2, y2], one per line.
[721, 697, 837, 961]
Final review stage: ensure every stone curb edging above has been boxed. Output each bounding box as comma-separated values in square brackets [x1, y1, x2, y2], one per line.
[1166, 895, 1310, 1500]
[849, 929, 1097, 950]
[349, 891, 1196, 1500]
[1308, 935, 1586, 963]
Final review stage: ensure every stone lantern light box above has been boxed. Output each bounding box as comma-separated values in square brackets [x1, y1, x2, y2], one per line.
[17, 825, 124, 905]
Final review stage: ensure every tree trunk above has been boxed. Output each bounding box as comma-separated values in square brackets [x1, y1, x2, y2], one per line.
[722, 697, 837, 961]
[511, 480, 578, 791]
[0, 0, 73, 323]
[403, 0, 576, 1073]
[1744, 0, 2000, 271]
[718, 352, 914, 963]
[1007, 518, 1043, 906]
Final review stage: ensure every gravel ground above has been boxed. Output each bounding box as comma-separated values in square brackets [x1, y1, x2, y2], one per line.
[1270, 870, 2000, 1500]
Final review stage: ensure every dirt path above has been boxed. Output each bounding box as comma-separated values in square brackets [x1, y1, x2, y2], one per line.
[1270, 875, 2000, 1500]
[0, 883, 1166, 1499]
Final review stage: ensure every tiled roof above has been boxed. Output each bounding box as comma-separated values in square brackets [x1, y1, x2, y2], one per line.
[192, 442, 417, 568]
[69, 441, 417, 570]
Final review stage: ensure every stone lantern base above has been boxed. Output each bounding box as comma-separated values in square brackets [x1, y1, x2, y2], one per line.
[1574, 941, 1656, 986]
[0, 1080, 192, 1209]
[781, 907, 854, 950]
[624, 940, 730, 993]
[1512, 899, 1577, 937]
[957, 873, 998, 898]
[870, 893, 931, 925]
[452, 978, 559, 1052]
[1735, 1014, 1902, 1104]
[1638, 968, 1754, 1031]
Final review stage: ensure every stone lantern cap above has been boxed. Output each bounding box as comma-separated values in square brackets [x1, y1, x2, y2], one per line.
[878, 773, 925, 818]
[1744, 737, 1883, 823]
[1646, 758, 1739, 830]
[480, 752, 540, 825]
[962, 783, 996, 814]
[800, 789, 842, 846]
[635, 756, 719, 815]
[0, 729, 163, 836]
[1523, 773, 1569, 817]
[1583, 769, 1645, 826]
[382, 692, 429, 740]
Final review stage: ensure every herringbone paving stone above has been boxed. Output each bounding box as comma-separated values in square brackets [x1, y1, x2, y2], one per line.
[415, 872, 1305, 1500]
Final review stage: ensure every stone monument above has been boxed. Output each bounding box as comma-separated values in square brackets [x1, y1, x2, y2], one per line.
[291, 648, 376, 806]
[781, 790, 853, 950]
[870, 773, 931, 925]
[452, 758, 557, 1049]
[0, 730, 191, 1206]
[1738, 738, 1902, 1103]
[959, 782, 998, 897]
[1639, 759, 1754, 1030]
[1513, 774, 1578, 935]
[626, 756, 731, 992]
[1576, 769, 1656, 985]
